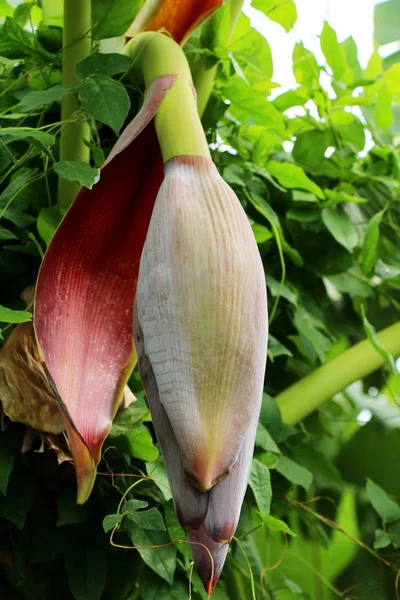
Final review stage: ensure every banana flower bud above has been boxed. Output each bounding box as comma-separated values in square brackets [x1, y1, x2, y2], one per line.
[134, 154, 267, 592]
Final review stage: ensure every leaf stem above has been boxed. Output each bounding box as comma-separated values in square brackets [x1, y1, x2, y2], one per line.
[123, 32, 210, 162]
[276, 322, 400, 424]
[58, 0, 91, 211]
[233, 537, 257, 600]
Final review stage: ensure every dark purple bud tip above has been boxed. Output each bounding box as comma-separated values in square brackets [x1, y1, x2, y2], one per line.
[188, 524, 229, 596]
[207, 520, 235, 545]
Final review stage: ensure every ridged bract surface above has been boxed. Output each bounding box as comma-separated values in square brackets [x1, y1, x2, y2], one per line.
[34, 75, 175, 502]
[136, 155, 268, 491]
[135, 155, 268, 592]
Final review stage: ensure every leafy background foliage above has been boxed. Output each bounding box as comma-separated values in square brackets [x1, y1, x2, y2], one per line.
[0, 1, 400, 599]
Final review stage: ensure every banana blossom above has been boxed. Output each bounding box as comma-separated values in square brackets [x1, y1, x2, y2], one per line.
[34, 11, 267, 595]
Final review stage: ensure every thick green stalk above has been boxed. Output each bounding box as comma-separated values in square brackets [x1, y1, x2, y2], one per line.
[193, 0, 245, 116]
[123, 32, 210, 162]
[58, 0, 91, 211]
[276, 322, 400, 425]
[192, 62, 218, 117]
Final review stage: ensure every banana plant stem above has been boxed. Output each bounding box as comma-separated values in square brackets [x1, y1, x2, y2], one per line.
[193, 0, 245, 116]
[58, 0, 91, 211]
[276, 322, 400, 425]
[123, 32, 210, 162]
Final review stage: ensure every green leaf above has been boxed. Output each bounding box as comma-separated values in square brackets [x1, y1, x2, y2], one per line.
[145, 461, 172, 502]
[258, 512, 296, 537]
[0, 0, 13, 19]
[83, 139, 106, 168]
[229, 14, 273, 83]
[330, 111, 365, 151]
[223, 76, 285, 134]
[248, 193, 303, 266]
[364, 49, 383, 79]
[312, 245, 353, 276]
[366, 479, 400, 524]
[275, 455, 313, 490]
[374, 528, 392, 549]
[124, 425, 159, 462]
[252, 129, 277, 166]
[92, 0, 141, 39]
[266, 274, 298, 304]
[384, 64, 400, 96]
[0, 433, 14, 495]
[320, 21, 346, 80]
[292, 130, 331, 170]
[374, 84, 393, 129]
[65, 537, 108, 600]
[293, 305, 332, 361]
[13, 3, 30, 27]
[79, 74, 130, 134]
[0, 228, 17, 241]
[360, 306, 396, 372]
[37, 205, 62, 246]
[0, 167, 37, 212]
[102, 513, 123, 533]
[252, 0, 297, 32]
[328, 272, 373, 298]
[290, 441, 343, 485]
[0, 305, 31, 324]
[16, 84, 74, 112]
[6, 239, 39, 257]
[387, 520, 400, 547]
[322, 208, 358, 252]
[139, 567, 188, 600]
[128, 525, 177, 584]
[3, 210, 36, 227]
[267, 334, 293, 359]
[0, 127, 55, 147]
[383, 50, 400, 70]
[53, 161, 100, 189]
[76, 53, 133, 79]
[274, 88, 308, 112]
[0, 16, 38, 58]
[127, 507, 165, 531]
[248, 459, 272, 514]
[360, 210, 384, 276]
[200, 1, 230, 50]
[109, 397, 150, 437]
[164, 500, 189, 557]
[286, 207, 321, 224]
[342, 36, 362, 81]
[259, 394, 296, 444]
[251, 223, 273, 244]
[267, 160, 324, 199]
[223, 164, 246, 186]
[124, 499, 149, 514]
[292, 43, 320, 88]
[256, 422, 281, 453]
[324, 189, 367, 205]
[374, 0, 400, 45]
[283, 579, 305, 595]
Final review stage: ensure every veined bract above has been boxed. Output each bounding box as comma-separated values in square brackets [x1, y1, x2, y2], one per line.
[135, 154, 268, 592]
